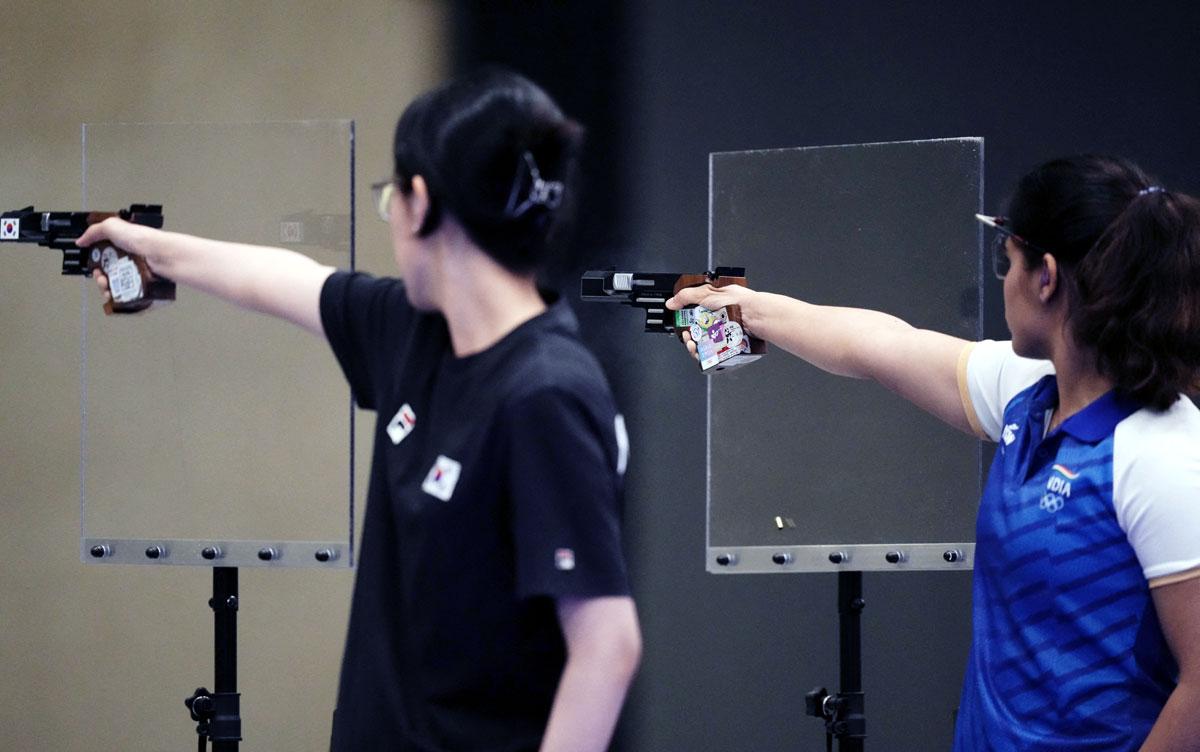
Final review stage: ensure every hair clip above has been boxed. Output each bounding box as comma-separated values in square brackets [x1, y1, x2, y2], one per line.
[1137, 185, 1165, 196]
[505, 151, 564, 219]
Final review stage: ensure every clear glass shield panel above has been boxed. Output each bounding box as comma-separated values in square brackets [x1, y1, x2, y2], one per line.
[81, 121, 354, 567]
[707, 138, 983, 572]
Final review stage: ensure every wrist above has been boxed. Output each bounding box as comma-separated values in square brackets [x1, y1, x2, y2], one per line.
[739, 289, 765, 335]
[130, 225, 164, 266]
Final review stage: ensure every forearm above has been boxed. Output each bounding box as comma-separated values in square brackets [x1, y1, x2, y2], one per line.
[126, 226, 334, 334]
[739, 290, 973, 431]
[744, 291, 917, 379]
[542, 597, 641, 752]
[669, 283, 973, 432]
[540, 648, 638, 752]
[1140, 681, 1200, 752]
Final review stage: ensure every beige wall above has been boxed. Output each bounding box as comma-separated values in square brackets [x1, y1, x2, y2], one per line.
[0, 3, 447, 749]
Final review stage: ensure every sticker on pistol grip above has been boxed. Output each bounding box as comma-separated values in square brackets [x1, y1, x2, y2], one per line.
[724, 321, 746, 351]
[100, 246, 143, 303]
[691, 306, 751, 370]
[674, 308, 697, 329]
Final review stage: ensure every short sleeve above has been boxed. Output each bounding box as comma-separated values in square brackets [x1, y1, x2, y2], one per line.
[961, 340, 1055, 442]
[319, 270, 412, 410]
[504, 387, 630, 601]
[1113, 399, 1200, 585]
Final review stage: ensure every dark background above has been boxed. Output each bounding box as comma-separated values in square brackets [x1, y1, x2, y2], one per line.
[454, 3, 1200, 749]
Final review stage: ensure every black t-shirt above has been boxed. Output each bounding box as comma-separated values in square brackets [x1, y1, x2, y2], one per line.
[321, 271, 631, 752]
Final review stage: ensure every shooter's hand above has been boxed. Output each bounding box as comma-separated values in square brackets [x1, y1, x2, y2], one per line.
[666, 283, 759, 360]
[665, 282, 754, 314]
[76, 216, 155, 264]
[78, 217, 169, 313]
[91, 268, 112, 306]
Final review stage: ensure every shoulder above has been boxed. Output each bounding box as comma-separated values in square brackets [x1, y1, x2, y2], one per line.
[320, 270, 417, 336]
[508, 331, 612, 407]
[503, 300, 614, 406]
[1115, 398, 1200, 479]
[961, 340, 1054, 441]
[495, 329, 628, 482]
[1113, 397, 1200, 581]
[967, 340, 1054, 398]
[321, 269, 407, 308]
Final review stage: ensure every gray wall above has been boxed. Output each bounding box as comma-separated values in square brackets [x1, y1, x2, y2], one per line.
[0, 3, 445, 749]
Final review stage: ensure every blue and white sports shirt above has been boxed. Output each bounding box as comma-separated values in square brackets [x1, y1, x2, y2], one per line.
[952, 340, 1200, 751]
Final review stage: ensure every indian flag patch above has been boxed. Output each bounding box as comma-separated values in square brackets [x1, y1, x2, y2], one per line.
[1051, 463, 1080, 480]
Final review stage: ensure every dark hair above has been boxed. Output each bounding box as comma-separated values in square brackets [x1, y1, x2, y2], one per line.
[392, 66, 584, 274]
[1006, 154, 1200, 410]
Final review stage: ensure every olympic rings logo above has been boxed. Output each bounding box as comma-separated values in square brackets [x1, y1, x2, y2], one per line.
[1040, 493, 1065, 513]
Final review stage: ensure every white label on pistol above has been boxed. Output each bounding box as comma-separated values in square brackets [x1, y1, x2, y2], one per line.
[0, 218, 18, 239]
[101, 246, 143, 303]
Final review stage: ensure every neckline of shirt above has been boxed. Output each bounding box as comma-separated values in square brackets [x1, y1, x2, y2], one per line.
[1030, 375, 1143, 443]
[440, 290, 570, 372]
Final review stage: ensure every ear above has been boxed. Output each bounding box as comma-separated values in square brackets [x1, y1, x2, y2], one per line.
[407, 175, 432, 236]
[1038, 253, 1059, 304]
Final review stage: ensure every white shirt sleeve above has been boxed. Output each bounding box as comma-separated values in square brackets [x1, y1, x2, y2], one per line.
[959, 340, 1055, 442]
[1113, 397, 1200, 584]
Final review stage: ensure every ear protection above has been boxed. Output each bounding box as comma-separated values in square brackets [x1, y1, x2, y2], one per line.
[1040, 268, 1050, 286]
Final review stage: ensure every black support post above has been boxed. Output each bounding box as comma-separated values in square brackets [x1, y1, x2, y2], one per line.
[185, 567, 243, 751]
[836, 571, 866, 751]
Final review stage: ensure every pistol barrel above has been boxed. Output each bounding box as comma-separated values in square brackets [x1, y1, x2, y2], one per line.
[2, 205, 163, 274]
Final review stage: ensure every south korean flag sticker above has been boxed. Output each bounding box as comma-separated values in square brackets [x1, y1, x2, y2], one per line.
[1, 218, 18, 240]
[421, 455, 462, 502]
[386, 403, 417, 445]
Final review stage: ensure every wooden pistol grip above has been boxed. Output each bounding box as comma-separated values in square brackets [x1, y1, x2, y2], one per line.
[671, 273, 710, 296]
[85, 245, 176, 315]
[669, 273, 753, 341]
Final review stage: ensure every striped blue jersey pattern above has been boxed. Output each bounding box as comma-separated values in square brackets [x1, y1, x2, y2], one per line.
[953, 375, 1177, 750]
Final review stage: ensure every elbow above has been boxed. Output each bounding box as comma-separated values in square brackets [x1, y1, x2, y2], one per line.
[580, 617, 643, 685]
[560, 597, 643, 686]
[616, 623, 643, 682]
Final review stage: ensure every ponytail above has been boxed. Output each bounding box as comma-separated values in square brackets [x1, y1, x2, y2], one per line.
[1006, 155, 1200, 410]
[1072, 188, 1200, 409]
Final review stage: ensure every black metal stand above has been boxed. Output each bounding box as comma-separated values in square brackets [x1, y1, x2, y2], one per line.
[184, 567, 243, 751]
[806, 570, 866, 751]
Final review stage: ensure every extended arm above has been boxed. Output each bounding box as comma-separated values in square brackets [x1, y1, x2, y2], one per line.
[667, 284, 975, 435]
[540, 596, 641, 752]
[76, 217, 335, 337]
[1140, 575, 1200, 751]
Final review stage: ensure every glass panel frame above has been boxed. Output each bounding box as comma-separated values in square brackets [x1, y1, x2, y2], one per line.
[705, 138, 984, 574]
[79, 120, 356, 568]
